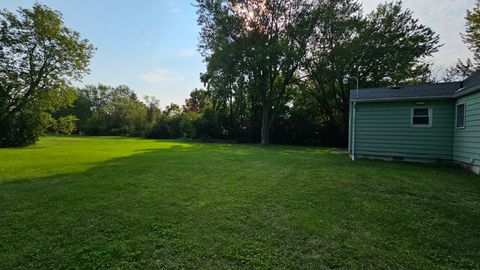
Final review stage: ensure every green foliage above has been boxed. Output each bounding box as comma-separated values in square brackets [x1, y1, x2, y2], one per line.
[444, 59, 477, 82]
[1, 2, 443, 147]
[193, 106, 224, 139]
[54, 115, 78, 134]
[147, 111, 201, 139]
[444, 0, 480, 81]
[358, 1, 440, 85]
[163, 103, 182, 117]
[58, 86, 220, 140]
[57, 84, 151, 137]
[105, 98, 149, 137]
[0, 3, 94, 147]
[0, 136, 479, 268]
[197, 0, 440, 145]
[144, 95, 161, 123]
[302, 0, 440, 142]
[183, 88, 211, 113]
[198, 0, 320, 144]
[464, 1, 480, 64]
[0, 108, 44, 147]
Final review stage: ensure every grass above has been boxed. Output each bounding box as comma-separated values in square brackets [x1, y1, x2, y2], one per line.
[0, 136, 479, 269]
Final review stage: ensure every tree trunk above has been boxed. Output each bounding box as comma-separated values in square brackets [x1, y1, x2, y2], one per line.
[260, 105, 272, 145]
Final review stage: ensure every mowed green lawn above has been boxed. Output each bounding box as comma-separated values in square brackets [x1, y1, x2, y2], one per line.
[0, 136, 479, 269]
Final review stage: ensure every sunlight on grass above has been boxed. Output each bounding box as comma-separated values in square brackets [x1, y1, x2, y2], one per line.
[0, 136, 479, 269]
[0, 136, 192, 182]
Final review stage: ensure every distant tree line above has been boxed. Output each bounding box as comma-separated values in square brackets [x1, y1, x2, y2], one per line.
[3, 1, 480, 147]
[53, 85, 218, 141]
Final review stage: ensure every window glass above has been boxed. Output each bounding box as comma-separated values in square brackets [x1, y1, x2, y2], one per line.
[412, 108, 431, 126]
[413, 108, 429, 116]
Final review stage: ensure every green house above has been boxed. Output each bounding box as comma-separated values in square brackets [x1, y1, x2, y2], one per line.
[348, 72, 480, 174]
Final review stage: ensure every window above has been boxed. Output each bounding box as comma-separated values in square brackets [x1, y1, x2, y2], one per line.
[411, 107, 432, 127]
[456, 103, 466, 129]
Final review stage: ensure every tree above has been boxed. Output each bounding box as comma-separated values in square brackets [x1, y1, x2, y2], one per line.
[55, 84, 151, 136]
[0, 4, 94, 146]
[303, 0, 364, 141]
[196, 0, 439, 146]
[197, 0, 319, 145]
[183, 88, 211, 113]
[54, 115, 78, 134]
[443, 0, 480, 80]
[443, 59, 477, 82]
[305, 0, 440, 143]
[105, 97, 148, 136]
[464, 1, 480, 65]
[163, 103, 182, 116]
[144, 95, 161, 123]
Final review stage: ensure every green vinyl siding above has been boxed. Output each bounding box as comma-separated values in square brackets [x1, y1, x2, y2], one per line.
[351, 100, 455, 160]
[453, 91, 480, 165]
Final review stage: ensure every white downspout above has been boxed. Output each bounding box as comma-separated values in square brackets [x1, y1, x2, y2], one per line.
[344, 74, 359, 161]
[351, 102, 356, 161]
[348, 101, 352, 155]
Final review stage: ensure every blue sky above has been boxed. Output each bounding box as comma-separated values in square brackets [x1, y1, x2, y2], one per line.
[0, 0, 476, 106]
[1, 0, 204, 107]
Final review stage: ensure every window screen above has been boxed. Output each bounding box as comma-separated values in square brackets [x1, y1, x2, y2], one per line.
[412, 108, 431, 126]
[456, 103, 465, 129]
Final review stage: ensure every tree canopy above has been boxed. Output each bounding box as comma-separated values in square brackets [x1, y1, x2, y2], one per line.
[0, 1, 451, 147]
[0, 4, 94, 146]
[197, 0, 440, 145]
[444, 0, 480, 81]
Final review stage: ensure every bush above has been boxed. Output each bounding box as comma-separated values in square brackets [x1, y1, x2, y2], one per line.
[147, 112, 200, 139]
[54, 115, 79, 135]
[0, 111, 43, 147]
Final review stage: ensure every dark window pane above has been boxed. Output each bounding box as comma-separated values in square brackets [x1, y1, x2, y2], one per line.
[413, 116, 429, 125]
[457, 104, 465, 128]
[413, 108, 429, 116]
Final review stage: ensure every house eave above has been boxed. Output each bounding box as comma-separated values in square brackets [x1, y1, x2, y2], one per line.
[454, 84, 480, 98]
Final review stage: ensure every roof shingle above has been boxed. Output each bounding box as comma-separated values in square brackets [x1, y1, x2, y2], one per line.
[350, 82, 462, 102]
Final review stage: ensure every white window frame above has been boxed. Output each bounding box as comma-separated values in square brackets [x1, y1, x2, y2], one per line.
[455, 102, 466, 129]
[410, 107, 432, 127]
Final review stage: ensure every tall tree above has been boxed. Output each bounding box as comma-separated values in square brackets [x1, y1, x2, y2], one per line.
[305, 0, 440, 143]
[303, 0, 363, 141]
[55, 84, 150, 136]
[464, 0, 480, 65]
[0, 4, 94, 146]
[198, 0, 319, 144]
[144, 95, 161, 123]
[444, 0, 480, 80]
[183, 88, 211, 113]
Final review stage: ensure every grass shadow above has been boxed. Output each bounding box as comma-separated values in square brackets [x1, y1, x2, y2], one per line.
[0, 139, 479, 269]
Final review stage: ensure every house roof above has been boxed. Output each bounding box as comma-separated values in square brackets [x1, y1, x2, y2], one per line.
[350, 72, 480, 102]
[454, 71, 480, 98]
[461, 71, 480, 90]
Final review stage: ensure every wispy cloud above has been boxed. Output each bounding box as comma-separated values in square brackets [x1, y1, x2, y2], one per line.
[140, 69, 184, 83]
[178, 49, 196, 58]
[171, 8, 182, 13]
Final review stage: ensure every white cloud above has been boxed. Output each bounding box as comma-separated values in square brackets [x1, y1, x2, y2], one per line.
[140, 69, 184, 83]
[171, 8, 182, 13]
[178, 49, 196, 58]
